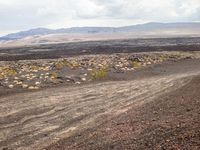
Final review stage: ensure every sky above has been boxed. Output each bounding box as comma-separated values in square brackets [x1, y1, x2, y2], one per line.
[0, 0, 200, 35]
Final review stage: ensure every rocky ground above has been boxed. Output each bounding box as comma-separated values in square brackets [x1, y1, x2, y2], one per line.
[0, 51, 199, 95]
[0, 51, 200, 150]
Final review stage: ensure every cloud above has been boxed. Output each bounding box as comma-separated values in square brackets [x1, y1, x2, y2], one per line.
[0, 0, 200, 35]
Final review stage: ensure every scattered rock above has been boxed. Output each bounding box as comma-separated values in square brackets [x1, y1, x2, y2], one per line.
[75, 82, 81, 84]
[22, 84, 28, 88]
[81, 78, 86, 81]
[8, 84, 14, 89]
[28, 86, 34, 90]
[147, 62, 151, 65]
[0, 53, 188, 90]
[35, 82, 41, 85]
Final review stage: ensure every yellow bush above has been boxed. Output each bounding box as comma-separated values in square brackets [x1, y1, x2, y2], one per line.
[54, 59, 75, 70]
[30, 65, 40, 71]
[89, 68, 107, 80]
[70, 60, 79, 69]
[132, 61, 142, 68]
[55, 61, 64, 70]
[0, 67, 17, 77]
[51, 72, 58, 79]
[0, 74, 4, 79]
[158, 55, 166, 62]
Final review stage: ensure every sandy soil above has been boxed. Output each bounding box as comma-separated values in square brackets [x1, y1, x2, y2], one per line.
[0, 58, 200, 150]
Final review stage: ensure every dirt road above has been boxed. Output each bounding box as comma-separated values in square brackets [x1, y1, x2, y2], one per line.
[0, 59, 200, 150]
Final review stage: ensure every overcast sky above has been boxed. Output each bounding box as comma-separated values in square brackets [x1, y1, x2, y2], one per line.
[0, 0, 200, 35]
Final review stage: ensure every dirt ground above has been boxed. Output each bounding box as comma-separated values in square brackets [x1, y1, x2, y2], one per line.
[0, 57, 200, 150]
[48, 74, 200, 150]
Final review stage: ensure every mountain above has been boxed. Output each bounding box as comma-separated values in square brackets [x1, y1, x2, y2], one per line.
[0, 27, 117, 41]
[118, 22, 200, 31]
[0, 28, 55, 41]
[1, 22, 200, 41]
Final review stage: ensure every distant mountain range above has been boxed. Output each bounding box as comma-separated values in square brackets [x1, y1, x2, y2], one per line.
[1, 22, 200, 41]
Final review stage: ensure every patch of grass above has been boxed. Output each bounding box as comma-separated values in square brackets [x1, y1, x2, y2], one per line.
[0, 67, 17, 78]
[132, 61, 142, 68]
[89, 68, 107, 80]
[158, 55, 166, 62]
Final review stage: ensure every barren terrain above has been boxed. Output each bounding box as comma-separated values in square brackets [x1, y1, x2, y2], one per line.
[0, 38, 200, 150]
[1, 37, 200, 61]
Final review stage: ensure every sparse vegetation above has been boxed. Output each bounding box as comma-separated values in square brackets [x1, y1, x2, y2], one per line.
[50, 72, 58, 79]
[54, 59, 79, 70]
[70, 59, 79, 69]
[54, 61, 65, 70]
[89, 68, 107, 80]
[0, 67, 17, 78]
[30, 65, 41, 72]
[158, 55, 166, 62]
[132, 61, 142, 68]
[0, 52, 194, 89]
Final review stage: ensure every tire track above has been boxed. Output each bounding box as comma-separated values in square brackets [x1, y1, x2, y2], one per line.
[0, 72, 198, 150]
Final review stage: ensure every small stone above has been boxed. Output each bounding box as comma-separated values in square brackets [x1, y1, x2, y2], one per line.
[13, 80, 18, 83]
[81, 78, 86, 81]
[22, 84, 28, 88]
[33, 70, 38, 73]
[142, 63, 147, 66]
[8, 85, 14, 88]
[98, 64, 103, 67]
[28, 86, 35, 90]
[16, 81, 22, 85]
[34, 86, 39, 90]
[35, 82, 41, 85]
[20, 75, 26, 78]
[14, 77, 19, 80]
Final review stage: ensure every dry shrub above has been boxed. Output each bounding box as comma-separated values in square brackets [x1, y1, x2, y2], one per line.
[132, 61, 142, 68]
[0, 67, 17, 78]
[89, 68, 107, 80]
